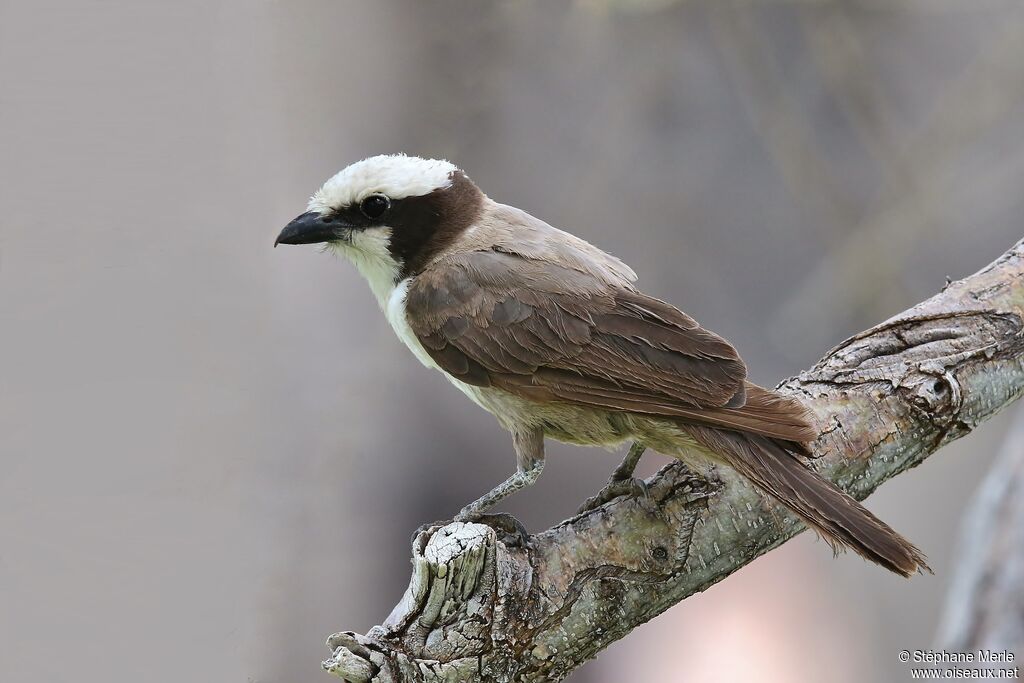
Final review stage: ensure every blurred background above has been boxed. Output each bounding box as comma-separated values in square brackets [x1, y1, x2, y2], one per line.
[2, 1, 1024, 681]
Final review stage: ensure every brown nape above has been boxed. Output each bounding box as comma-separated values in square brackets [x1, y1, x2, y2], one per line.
[387, 170, 485, 278]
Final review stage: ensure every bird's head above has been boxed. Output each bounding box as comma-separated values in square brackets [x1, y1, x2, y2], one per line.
[276, 154, 484, 295]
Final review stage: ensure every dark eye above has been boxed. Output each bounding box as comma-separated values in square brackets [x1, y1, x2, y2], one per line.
[359, 194, 390, 220]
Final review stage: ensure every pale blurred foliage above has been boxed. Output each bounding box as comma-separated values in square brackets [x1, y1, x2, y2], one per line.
[2, 1, 1023, 682]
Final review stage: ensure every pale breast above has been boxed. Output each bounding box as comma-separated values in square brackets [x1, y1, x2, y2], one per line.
[385, 279, 502, 415]
[385, 279, 440, 370]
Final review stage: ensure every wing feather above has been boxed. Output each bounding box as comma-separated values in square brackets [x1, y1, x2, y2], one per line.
[406, 249, 812, 442]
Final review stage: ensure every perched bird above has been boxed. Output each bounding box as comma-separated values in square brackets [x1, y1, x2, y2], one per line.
[276, 154, 927, 576]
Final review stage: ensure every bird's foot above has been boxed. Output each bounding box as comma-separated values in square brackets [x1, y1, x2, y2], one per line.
[452, 509, 530, 547]
[577, 476, 649, 514]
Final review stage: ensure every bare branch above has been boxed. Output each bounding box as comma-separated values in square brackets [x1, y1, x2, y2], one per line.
[324, 239, 1024, 682]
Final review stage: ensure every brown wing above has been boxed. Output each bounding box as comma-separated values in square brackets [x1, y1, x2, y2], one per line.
[407, 249, 813, 442]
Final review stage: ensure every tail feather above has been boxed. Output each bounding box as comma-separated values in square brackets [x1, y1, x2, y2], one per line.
[686, 424, 929, 577]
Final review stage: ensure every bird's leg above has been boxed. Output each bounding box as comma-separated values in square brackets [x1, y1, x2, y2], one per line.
[611, 440, 647, 480]
[577, 441, 649, 514]
[453, 463, 543, 519]
[454, 428, 544, 543]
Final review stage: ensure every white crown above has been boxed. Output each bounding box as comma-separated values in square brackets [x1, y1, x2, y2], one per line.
[307, 154, 458, 214]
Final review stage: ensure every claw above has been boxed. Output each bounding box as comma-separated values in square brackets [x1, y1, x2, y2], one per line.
[468, 512, 531, 547]
[577, 476, 649, 514]
[630, 477, 650, 501]
[441, 509, 530, 547]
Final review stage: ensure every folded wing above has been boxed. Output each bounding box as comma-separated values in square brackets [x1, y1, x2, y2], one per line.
[406, 249, 813, 443]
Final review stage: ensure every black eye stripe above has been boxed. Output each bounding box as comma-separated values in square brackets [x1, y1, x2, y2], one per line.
[318, 171, 481, 278]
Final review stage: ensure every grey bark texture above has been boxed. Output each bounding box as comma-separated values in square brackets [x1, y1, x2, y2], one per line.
[937, 405, 1024, 652]
[324, 239, 1024, 683]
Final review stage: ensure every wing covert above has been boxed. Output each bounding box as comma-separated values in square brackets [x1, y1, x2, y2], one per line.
[406, 250, 748, 412]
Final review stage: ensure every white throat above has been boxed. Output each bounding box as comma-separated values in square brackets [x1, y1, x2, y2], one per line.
[328, 223, 497, 414]
[327, 227, 400, 309]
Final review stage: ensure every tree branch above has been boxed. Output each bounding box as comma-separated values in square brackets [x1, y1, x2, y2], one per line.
[324, 239, 1024, 683]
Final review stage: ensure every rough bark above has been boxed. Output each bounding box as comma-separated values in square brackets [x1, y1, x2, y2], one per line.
[324, 239, 1024, 682]
[937, 404, 1024, 651]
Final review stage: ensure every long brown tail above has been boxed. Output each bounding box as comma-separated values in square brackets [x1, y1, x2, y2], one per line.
[686, 424, 929, 577]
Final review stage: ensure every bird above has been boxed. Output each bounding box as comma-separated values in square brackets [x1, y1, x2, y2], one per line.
[275, 153, 928, 576]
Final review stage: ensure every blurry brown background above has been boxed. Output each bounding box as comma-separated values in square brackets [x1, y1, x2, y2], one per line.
[3, 1, 1024, 681]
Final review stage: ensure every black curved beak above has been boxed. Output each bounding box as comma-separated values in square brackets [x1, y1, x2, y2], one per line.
[275, 211, 343, 247]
